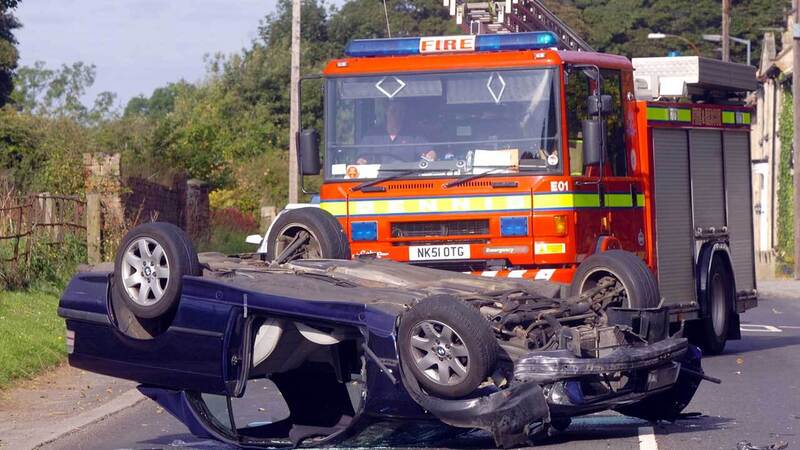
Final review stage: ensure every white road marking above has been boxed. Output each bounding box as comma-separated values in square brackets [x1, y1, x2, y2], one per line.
[638, 426, 658, 450]
[508, 270, 527, 278]
[779, 325, 800, 329]
[481, 271, 498, 277]
[740, 324, 782, 333]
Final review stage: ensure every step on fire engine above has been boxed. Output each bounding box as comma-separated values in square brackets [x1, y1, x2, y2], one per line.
[252, 2, 758, 354]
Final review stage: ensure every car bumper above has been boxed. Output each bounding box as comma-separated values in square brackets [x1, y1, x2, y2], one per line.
[402, 338, 691, 447]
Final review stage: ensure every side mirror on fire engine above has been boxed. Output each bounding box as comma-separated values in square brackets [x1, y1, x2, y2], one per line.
[298, 129, 321, 175]
[586, 94, 613, 117]
[582, 119, 603, 166]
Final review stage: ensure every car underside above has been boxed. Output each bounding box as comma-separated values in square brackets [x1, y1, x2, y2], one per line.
[58, 223, 709, 448]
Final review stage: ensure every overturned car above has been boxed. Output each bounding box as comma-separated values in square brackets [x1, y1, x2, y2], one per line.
[58, 223, 710, 448]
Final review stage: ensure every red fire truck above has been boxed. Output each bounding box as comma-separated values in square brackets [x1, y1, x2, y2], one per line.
[252, 30, 758, 354]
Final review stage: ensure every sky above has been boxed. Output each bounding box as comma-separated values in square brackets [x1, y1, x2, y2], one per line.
[15, 0, 281, 108]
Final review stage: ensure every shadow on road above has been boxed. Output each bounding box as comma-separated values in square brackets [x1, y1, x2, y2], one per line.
[718, 334, 800, 356]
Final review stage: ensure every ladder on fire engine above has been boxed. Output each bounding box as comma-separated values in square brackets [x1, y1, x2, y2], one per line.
[444, 0, 593, 52]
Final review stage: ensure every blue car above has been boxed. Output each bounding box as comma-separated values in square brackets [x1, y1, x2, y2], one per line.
[59, 223, 707, 448]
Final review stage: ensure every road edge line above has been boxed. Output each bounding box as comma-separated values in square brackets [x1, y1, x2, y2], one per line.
[638, 426, 658, 450]
[27, 387, 146, 449]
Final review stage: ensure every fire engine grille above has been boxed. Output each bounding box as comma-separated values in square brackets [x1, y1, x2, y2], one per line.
[391, 219, 489, 238]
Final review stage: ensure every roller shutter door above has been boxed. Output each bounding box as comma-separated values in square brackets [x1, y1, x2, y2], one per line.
[689, 130, 726, 229]
[723, 131, 756, 292]
[652, 128, 696, 304]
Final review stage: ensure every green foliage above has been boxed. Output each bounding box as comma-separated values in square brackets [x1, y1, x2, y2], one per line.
[197, 207, 260, 255]
[124, 82, 191, 118]
[0, 107, 89, 194]
[0, 234, 87, 290]
[776, 88, 794, 273]
[548, 0, 789, 62]
[12, 61, 118, 124]
[0, 0, 20, 107]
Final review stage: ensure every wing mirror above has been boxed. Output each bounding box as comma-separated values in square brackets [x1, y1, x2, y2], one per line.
[587, 94, 613, 117]
[582, 119, 603, 166]
[298, 129, 321, 175]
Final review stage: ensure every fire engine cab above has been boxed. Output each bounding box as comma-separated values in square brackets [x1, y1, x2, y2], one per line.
[255, 31, 758, 354]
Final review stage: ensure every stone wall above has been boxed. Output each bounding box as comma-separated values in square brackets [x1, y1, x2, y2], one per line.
[83, 153, 210, 261]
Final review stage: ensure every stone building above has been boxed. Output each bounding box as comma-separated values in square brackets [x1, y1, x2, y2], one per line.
[750, 14, 794, 278]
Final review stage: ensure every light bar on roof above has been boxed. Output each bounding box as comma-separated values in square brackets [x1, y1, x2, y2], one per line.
[344, 32, 558, 57]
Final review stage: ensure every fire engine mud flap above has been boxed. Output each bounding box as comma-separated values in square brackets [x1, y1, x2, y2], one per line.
[400, 368, 550, 448]
[513, 338, 689, 384]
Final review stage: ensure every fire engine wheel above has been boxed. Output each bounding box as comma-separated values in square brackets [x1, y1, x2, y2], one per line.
[570, 250, 660, 309]
[113, 222, 201, 320]
[398, 295, 498, 399]
[698, 257, 733, 355]
[265, 208, 350, 263]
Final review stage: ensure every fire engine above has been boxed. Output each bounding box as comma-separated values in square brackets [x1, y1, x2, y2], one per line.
[251, 2, 758, 354]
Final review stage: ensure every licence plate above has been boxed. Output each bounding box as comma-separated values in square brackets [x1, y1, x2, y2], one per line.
[409, 244, 470, 261]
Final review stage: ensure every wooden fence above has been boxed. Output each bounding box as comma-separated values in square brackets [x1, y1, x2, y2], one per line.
[0, 192, 86, 271]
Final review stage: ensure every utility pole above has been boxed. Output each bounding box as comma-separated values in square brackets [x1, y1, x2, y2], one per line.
[721, 0, 730, 62]
[793, 0, 800, 278]
[288, 0, 301, 204]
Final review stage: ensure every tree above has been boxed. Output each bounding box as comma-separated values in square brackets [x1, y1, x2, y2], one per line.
[0, 0, 21, 106]
[123, 82, 191, 118]
[550, 0, 791, 62]
[11, 61, 118, 124]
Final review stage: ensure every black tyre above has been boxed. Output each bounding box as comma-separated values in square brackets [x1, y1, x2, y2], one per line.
[697, 257, 733, 355]
[615, 346, 703, 421]
[398, 295, 497, 399]
[265, 208, 350, 262]
[570, 250, 660, 309]
[113, 222, 201, 319]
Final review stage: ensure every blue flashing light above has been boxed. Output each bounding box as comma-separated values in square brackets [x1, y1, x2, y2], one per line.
[343, 32, 558, 58]
[351, 221, 378, 241]
[345, 37, 421, 57]
[500, 217, 529, 237]
[475, 32, 557, 52]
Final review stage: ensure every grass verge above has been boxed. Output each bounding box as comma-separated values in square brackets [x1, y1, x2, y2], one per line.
[0, 288, 66, 389]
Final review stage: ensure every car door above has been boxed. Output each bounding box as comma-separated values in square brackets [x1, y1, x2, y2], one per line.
[63, 273, 249, 396]
[598, 69, 646, 255]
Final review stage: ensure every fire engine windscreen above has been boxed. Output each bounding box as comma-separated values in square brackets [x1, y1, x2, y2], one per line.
[325, 68, 561, 180]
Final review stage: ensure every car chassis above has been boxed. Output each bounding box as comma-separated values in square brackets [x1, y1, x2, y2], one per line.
[59, 250, 707, 448]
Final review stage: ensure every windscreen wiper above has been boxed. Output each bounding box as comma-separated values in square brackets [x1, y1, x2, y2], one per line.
[443, 167, 505, 189]
[351, 169, 421, 192]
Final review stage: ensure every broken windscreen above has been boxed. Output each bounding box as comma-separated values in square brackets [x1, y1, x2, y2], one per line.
[324, 68, 561, 180]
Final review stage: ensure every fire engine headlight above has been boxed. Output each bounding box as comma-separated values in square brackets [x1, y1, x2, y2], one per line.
[351, 221, 378, 241]
[500, 217, 528, 237]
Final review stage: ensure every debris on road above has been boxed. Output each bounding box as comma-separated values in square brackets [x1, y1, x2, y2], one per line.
[736, 440, 789, 450]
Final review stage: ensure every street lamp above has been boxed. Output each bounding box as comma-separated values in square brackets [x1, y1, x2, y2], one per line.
[702, 34, 751, 66]
[647, 33, 701, 57]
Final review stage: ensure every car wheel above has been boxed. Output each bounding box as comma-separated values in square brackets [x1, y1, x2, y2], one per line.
[570, 250, 660, 309]
[398, 295, 497, 399]
[697, 257, 732, 355]
[113, 222, 201, 319]
[265, 208, 350, 263]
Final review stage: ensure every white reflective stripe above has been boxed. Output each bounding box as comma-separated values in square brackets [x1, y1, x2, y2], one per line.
[508, 270, 527, 278]
[481, 271, 498, 277]
[534, 269, 556, 280]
